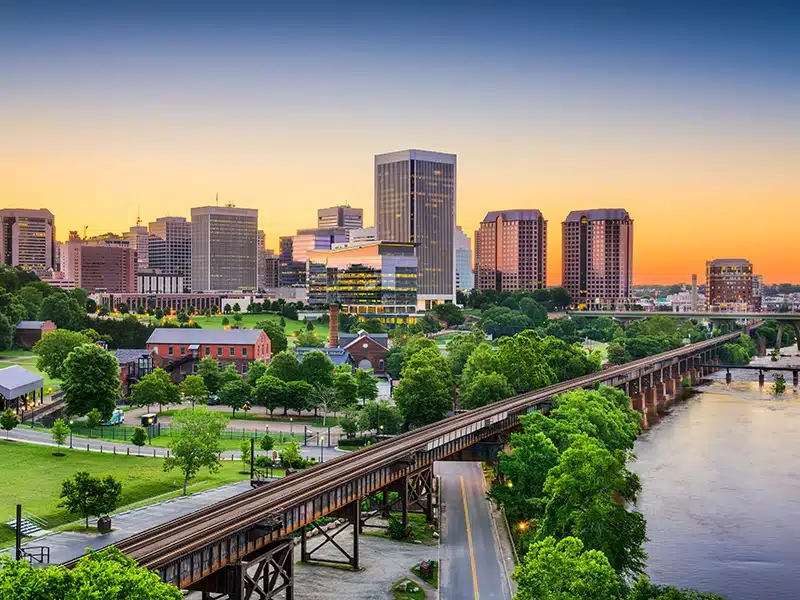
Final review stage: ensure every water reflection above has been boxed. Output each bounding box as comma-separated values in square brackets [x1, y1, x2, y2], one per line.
[633, 350, 800, 600]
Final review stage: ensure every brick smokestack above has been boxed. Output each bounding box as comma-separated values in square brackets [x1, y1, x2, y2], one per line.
[329, 305, 339, 348]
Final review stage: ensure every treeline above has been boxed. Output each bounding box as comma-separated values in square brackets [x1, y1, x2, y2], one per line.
[494, 385, 725, 599]
[606, 316, 710, 365]
[458, 287, 572, 312]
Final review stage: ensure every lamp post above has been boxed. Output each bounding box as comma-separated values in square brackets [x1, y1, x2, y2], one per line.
[69, 420, 74, 449]
[289, 417, 293, 438]
[319, 434, 324, 463]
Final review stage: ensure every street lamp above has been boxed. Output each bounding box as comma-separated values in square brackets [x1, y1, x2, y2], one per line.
[289, 417, 293, 437]
[69, 420, 74, 449]
[319, 434, 325, 463]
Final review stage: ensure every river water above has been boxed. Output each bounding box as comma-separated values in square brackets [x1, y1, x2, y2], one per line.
[633, 348, 800, 600]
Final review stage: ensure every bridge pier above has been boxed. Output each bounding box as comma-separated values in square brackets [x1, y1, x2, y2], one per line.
[299, 500, 361, 570]
[759, 370, 765, 387]
[794, 370, 799, 391]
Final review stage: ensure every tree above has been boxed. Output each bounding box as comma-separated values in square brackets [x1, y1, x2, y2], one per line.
[0, 547, 182, 600]
[39, 293, 85, 330]
[284, 380, 313, 415]
[306, 320, 314, 331]
[339, 406, 360, 437]
[233, 312, 243, 324]
[0, 409, 19, 439]
[359, 318, 386, 334]
[51, 418, 70, 453]
[267, 350, 301, 382]
[494, 332, 555, 393]
[385, 346, 405, 379]
[627, 577, 726, 600]
[394, 348, 453, 427]
[333, 370, 358, 407]
[480, 306, 532, 338]
[446, 330, 483, 377]
[607, 342, 631, 365]
[354, 369, 379, 403]
[131, 427, 148, 448]
[61, 344, 120, 419]
[420, 314, 442, 333]
[86, 408, 102, 430]
[512, 536, 625, 600]
[232, 302, 241, 312]
[131, 368, 179, 413]
[256, 320, 288, 353]
[117, 302, 130, 315]
[279, 440, 305, 469]
[179, 374, 209, 408]
[296, 330, 324, 347]
[177, 310, 189, 323]
[310, 384, 340, 426]
[260, 434, 275, 452]
[240, 439, 252, 472]
[219, 364, 242, 388]
[59, 471, 122, 528]
[358, 400, 403, 435]
[300, 350, 335, 388]
[163, 408, 228, 495]
[218, 379, 252, 418]
[538, 434, 647, 577]
[17, 285, 44, 319]
[0, 314, 13, 351]
[461, 372, 514, 409]
[221, 316, 230, 327]
[254, 375, 287, 416]
[197, 357, 223, 394]
[433, 302, 465, 327]
[245, 360, 269, 388]
[33, 329, 91, 379]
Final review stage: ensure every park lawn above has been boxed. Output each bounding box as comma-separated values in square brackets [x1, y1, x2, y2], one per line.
[0, 355, 61, 389]
[192, 314, 330, 345]
[0, 349, 37, 359]
[0, 440, 251, 547]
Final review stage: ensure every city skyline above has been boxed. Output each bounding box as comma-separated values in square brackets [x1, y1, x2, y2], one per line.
[2, 1, 798, 284]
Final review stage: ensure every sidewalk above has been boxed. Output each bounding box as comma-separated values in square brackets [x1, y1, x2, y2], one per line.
[1, 481, 253, 565]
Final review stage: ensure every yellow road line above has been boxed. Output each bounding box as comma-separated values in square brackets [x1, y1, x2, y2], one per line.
[461, 475, 480, 600]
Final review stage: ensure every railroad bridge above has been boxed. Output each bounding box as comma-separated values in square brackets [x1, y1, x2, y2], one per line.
[67, 329, 747, 599]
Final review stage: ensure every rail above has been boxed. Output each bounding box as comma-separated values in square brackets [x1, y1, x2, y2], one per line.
[68, 329, 745, 574]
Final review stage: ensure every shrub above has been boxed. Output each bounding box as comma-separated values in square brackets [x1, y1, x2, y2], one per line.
[387, 516, 408, 540]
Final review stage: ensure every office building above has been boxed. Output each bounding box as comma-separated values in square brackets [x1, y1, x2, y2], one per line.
[375, 149, 456, 308]
[455, 226, 476, 292]
[562, 209, 633, 310]
[149, 217, 192, 291]
[307, 242, 417, 318]
[706, 258, 754, 312]
[136, 270, 184, 294]
[278, 236, 306, 287]
[318, 206, 363, 230]
[292, 228, 349, 262]
[263, 250, 280, 289]
[753, 274, 764, 311]
[123, 224, 151, 271]
[77, 244, 136, 293]
[0, 209, 56, 273]
[348, 227, 376, 245]
[475, 210, 546, 292]
[257, 230, 267, 291]
[191, 206, 258, 292]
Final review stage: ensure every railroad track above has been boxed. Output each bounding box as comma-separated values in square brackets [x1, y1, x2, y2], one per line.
[80, 329, 744, 570]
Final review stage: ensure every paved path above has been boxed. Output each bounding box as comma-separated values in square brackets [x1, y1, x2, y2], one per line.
[437, 462, 512, 600]
[5, 427, 346, 461]
[2, 482, 253, 565]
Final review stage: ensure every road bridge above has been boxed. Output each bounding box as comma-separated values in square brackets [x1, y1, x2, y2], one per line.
[63, 329, 748, 599]
[699, 363, 799, 387]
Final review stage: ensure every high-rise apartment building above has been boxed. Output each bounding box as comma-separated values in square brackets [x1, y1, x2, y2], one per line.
[77, 245, 136, 293]
[191, 206, 258, 292]
[454, 226, 474, 292]
[475, 211, 546, 292]
[375, 149, 456, 308]
[0, 209, 56, 273]
[263, 250, 280, 289]
[562, 209, 633, 309]
[148, 217, 192, 291]
[706, 259, 754, 312]
[317, 206, 363, 230]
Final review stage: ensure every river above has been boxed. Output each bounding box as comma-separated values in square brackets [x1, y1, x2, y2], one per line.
[633, 348, 800, 600]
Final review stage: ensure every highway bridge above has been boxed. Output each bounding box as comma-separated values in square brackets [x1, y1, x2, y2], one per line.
[65, 329, 747, 600]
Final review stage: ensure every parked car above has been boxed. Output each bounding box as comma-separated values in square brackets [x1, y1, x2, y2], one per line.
[207, 394, 218, 406]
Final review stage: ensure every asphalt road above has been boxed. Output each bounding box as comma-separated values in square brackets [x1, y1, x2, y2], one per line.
[437, 461, 512, 600]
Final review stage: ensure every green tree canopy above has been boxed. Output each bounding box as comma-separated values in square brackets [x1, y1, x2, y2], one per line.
[266, 350, 301, 382]
[254, 375, 287, 416]
[354, 369, 379, 402]
[131, 368, 179, 413]
[460, 371, 514, 409]
[217, 379, 252, 417]
[59, 471, 122, 528]
[0, 409, 19, 439]
[433, 302, 465, 327]
[494, 333, 554, 394]
[163, 408, 228, 495]
[33, 329, 91, 379]
[61, 344, 120, 419]
[394, 347, 453, 427]
[196, 357, 222, 394]
[39, 293, 86, 330]
[284, 380, 313, 415]
[358, 400, 403, 434]
[300, 350, 335, 388]
[333, 370, 358, 407]
[295, 330, 324, 347]
[0, 314, 13, 351]
[627, 577, 726, 600]
[255, 320, 288, 354]
[245, 360, 269, 388]
[179, 374, 208, 407]
[513, 536, 625, 600]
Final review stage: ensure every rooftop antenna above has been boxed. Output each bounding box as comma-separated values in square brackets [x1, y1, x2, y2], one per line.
[135, 204, 141, 227]
[216, 193, 219, 206]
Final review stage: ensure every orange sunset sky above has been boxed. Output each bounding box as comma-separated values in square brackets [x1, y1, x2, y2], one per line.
[3, 3, 798, 285]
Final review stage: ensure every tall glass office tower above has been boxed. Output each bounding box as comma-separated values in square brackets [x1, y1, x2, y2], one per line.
[374, 149, 456, 309]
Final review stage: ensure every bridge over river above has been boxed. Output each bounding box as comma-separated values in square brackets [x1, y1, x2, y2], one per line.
[61, 329, 748, 599]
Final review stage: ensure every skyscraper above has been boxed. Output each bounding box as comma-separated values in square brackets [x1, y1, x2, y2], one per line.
[317, 206, 363, 230]
[191, 206, 258, 292]
[454, 226, 474, 292]
[76, 245, 136, 293]
[0, 208, 56, 274]
[123, 224, 151, 272]
[706, 258, 754, 312]
[475, 210, 546, 292]
[562, 209, 633, 310]
[148, 217, 192, 291]
[375, 149, 456, 308]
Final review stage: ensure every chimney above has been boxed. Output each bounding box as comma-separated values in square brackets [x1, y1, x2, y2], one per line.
[691, 274, 698, 312]
[329, 305, 339, 348]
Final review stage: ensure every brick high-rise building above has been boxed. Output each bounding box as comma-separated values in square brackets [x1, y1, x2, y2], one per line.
[77, 244, 135, 293]
[0, 209, 56, 274]
[475, 210, 546, 292]
[375, 149, 456, 308]
[191, 206, 258, 292]
[149, 217, 192, 291]
[706, 258, 754, 312]
[562, 209, 633, 309]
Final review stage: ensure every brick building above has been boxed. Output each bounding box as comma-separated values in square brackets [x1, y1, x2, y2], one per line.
[338, 331, 389, 375]
[13, 320, 56, 350]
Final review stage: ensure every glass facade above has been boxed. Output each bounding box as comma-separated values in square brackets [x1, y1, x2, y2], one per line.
[0, 209, 56, 273]
[148, 217, 192, 291]
[375, 150, 456, 304]
[307, 242, 417, 313]
[191, 207, 258, 292]
[454, 226, 474, 291]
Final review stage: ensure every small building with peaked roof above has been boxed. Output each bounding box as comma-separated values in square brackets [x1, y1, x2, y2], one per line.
[14, 320, 56, 350]
[337, 330, 389, 374]
[0, 365, 45, 413]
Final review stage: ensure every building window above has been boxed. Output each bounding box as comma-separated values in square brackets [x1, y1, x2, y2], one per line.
[205, 347, 211, 356]
[180, 346, 185, 355]
[217, 347, 222, 356]
[168, 346, 173, 356]
[229, 347, 235, 357]
[242, 347, 247, 357]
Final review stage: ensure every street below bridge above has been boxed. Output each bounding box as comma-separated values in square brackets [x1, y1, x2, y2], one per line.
[437, 462, 513, 600]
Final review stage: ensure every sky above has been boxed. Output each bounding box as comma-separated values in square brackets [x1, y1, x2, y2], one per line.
[2, 1, 799, 284]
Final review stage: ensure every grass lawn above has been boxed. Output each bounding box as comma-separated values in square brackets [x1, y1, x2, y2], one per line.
[0, 440, 253, 547]
[0, 349, 37, 359]
[392, 580, 426, 600]
[411, 561, 439, 588]
[365, 513, 439, 547]
[192, 314, 330, 345]
[156, 408, 341, 429]
[0, 352, 61, 389]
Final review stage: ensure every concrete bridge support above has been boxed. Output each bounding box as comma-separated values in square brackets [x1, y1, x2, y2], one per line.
[774, 321, 800, 353]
